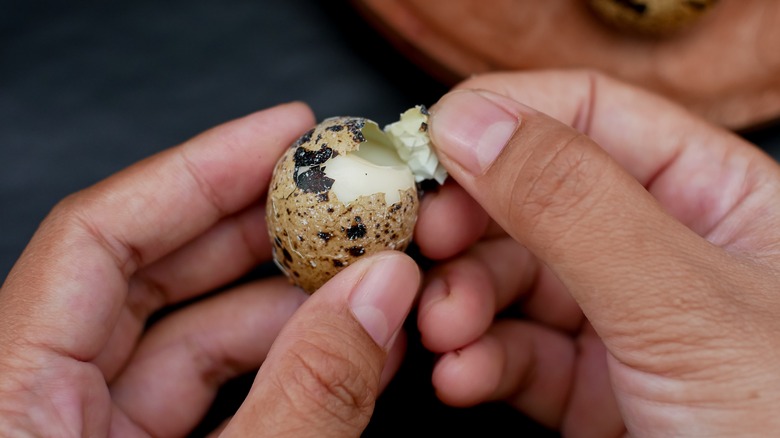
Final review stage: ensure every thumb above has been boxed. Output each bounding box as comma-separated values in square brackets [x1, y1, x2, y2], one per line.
[427, 89, 718, 341]
[221, 251, 420, 438]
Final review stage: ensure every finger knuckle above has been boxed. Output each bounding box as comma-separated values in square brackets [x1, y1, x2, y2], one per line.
[508, 132, 605, 239]
[48, 191, 140, 275]
[277, 337, 377, 427]
[179, 149, 231, 217]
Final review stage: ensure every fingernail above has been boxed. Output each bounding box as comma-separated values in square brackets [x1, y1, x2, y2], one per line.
[349, 254, 418, 349]
[430, 90, 521, 175]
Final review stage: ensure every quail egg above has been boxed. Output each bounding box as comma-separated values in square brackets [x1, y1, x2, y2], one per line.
[589, 0, 718, 36]
[266, 105, 446, 293]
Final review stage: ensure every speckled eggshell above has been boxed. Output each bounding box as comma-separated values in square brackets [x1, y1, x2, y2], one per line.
[589, 0, 718, 36]
[266, 116, 419, 294]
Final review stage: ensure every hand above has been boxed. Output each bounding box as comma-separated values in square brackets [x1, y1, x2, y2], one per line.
[0, 102, 420, 437]
[414, 70, 780, 436]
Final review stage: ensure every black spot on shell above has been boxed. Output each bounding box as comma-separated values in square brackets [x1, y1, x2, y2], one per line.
[390, 203, 402, 213]
[327, 207, 335, 213]
[317, 192, 329, 202]
[282, 248, 293, 262]
[347, 246, 365, 257]
[295, 166, 334, 194]
[343, 118, 366, 144]
[318, 232, 333, 242]
[294, 145, 333, 167]
[326, 125, 344, 132]
[346, 219, 367, 240]
[292, 128, 314, 148]
[419, 121, 428, 133]
[274, 236, 282, 247]
[333, 259, 344, 267]
[613, 0, 647, 14]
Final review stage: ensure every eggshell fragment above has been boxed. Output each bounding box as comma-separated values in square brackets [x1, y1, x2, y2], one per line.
[266, 114, 422, 293]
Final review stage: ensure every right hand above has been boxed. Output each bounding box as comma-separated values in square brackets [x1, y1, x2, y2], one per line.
[414, 69, 780, 436]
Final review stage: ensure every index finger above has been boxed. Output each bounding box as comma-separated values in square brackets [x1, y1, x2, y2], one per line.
[0, 102, 315, 359]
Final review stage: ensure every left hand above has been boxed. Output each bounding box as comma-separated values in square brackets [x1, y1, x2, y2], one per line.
[0, 102, 418, 437]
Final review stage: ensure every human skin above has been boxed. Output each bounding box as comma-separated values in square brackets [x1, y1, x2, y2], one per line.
[0, 102, 420, 437]
[414, 70, 780, 436]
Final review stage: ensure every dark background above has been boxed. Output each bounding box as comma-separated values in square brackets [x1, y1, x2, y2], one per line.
[2, 0, 779, 437]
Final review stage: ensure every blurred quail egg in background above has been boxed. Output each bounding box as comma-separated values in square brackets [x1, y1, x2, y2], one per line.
[266, 105, 447, 293]
[588, 0, 718, 36]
